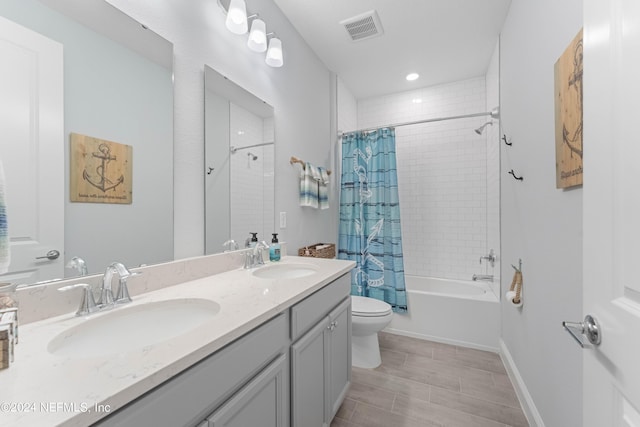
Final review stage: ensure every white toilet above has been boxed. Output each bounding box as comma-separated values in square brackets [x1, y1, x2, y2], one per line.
[351, 295, 393, 369]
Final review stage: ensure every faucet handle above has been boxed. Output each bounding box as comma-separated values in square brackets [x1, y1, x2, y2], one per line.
[115, 271, 142, 304]
[243, 251, 255, 269]
[98, 287, 115, 308]
[254, 241, 270, 266]
[59, 283, 99, 316]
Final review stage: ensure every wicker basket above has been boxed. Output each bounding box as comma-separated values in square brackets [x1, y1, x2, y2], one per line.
[298, 243, 336, 259]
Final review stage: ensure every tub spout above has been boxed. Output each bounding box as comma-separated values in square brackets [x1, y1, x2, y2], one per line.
[472, 274, 493, 282]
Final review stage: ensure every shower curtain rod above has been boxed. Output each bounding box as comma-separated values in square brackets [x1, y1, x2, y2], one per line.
[229, 141, 274, 154]
[338, 107, 500, 136]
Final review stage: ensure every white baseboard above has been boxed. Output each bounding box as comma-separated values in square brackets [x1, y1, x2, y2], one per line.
[384, 327, 500, 353]
[499, 338, 545, 427]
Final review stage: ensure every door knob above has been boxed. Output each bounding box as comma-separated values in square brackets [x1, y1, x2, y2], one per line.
[35, 249, 60, 261]
[562, 314, 601, 348]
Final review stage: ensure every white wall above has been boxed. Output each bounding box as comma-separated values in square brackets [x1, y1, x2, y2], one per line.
[107, 0, 335, 258]
[357, 78, 494, 281]
[500, 0, 583, 425]
[336, 77, 358, 135]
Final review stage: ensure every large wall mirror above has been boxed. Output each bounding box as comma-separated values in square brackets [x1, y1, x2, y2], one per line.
[0, 0, 173, 283]
[204, 65, 275, 254]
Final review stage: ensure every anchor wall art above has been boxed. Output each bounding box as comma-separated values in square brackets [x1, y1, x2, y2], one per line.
[554, 29, 583, 189]
[70, 133, 133, 204]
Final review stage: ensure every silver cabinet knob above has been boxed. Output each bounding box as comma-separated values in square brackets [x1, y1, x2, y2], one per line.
[562, 314, 601, 348]
[35, 250, 60, 260]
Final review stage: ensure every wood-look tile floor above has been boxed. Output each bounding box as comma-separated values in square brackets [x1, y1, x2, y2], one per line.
[331, 332, 529, 427]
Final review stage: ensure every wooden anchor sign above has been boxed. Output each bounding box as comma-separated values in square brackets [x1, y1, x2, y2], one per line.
[70, 133, 132, 204]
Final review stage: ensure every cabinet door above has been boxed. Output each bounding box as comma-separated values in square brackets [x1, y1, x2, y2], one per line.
[207, 354, 288, 427]
[291, 316, 330, 427]
[327, 297, 352, 421]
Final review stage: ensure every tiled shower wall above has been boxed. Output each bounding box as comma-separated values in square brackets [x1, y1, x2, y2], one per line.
[357, 77, 495, 281]
[229, 103, 274, 244]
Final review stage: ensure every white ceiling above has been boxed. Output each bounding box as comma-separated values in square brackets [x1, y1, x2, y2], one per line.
[273, 0, 512, 100]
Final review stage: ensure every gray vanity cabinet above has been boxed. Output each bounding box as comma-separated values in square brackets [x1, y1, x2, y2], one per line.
[93, 313, 289, 427]
[290, 274, 351, 427]
[206, 354, 288, 427]
[93, 272, 352, 427]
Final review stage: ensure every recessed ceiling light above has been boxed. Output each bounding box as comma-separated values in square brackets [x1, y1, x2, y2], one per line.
[412, 98, 422, 104]
[406, 73, 419, 81]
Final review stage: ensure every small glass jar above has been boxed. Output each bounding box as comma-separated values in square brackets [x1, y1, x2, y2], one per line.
[0, 282, 18, 309]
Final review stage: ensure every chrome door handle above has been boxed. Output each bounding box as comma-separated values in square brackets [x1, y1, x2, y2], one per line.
[562, 314, 601, 348]
[35, 250, 60, 261]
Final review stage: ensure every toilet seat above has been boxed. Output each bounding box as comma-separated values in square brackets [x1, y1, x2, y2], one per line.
[351, 296, 392, 317]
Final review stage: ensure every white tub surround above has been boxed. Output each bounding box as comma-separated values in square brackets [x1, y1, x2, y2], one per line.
[386, 275, 500, 351]
[0, 254, 354, 427]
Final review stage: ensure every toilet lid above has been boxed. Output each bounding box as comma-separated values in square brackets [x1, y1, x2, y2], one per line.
[351, 296, 392, 317]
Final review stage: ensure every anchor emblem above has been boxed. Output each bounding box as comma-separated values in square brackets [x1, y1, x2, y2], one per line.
[83, 143, 125, 192]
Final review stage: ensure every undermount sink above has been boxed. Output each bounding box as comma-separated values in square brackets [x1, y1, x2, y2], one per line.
[252, 263, 319, 279]
[48, 298, 220, 358]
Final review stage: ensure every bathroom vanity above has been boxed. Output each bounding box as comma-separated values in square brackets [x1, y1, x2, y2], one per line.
[0, 255, 354, 427]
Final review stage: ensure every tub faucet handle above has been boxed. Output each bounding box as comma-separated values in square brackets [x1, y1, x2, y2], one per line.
[479, 249, 496, 268]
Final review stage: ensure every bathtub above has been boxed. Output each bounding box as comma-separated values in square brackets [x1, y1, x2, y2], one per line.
[385, 275, 500, 351]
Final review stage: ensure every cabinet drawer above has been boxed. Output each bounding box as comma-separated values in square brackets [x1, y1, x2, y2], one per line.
[94, 313, 288, 427]
[291, 274, 349, 341]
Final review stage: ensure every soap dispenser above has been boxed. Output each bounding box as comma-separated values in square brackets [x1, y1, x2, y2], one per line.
[270, 233, 281, 261]
[248, 232, 258, 248]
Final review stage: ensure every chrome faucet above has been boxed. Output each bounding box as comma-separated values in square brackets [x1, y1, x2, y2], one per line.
[244, 241, 270, 269]
[99, 262, 141, 307]
[59, 262, 142, 316]
[222, 239, 239, 251]
[66, 256, 88, 276]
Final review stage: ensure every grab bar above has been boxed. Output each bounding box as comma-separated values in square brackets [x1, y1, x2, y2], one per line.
[472, 274, 493, 282]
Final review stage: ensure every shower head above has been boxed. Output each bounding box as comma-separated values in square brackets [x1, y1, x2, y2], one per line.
[247, 152, 258, 160]
[474, 121, 494, 135]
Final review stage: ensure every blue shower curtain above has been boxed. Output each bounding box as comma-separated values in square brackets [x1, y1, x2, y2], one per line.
[338, 128, 407, 313]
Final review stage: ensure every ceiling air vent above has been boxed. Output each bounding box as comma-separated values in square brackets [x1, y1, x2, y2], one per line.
[340, 10, 384, 42]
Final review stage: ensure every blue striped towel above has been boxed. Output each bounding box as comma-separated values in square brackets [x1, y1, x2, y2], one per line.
[0, 160, 10, 274]
[300, 162, 320, 208]
[318, 167, 330, 210]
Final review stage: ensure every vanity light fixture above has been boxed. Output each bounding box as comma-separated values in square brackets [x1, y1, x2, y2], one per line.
[265, 34, 284, 67]
[220, 0, 284, 67]
[225, 0, 248, 35]
[247, 17, 267, 52]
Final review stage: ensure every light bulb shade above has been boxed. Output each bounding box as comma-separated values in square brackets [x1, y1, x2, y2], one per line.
[225, 0, 248, 35]
[247, 19, 267, 52]
[265, 37, 283, 67]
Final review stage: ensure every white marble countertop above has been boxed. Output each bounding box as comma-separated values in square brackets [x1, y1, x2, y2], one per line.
[0, 256, 355, 427]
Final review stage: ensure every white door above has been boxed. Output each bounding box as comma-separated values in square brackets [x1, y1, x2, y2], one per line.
[0, 16, 64, 284]
[581, 0, 640, 425]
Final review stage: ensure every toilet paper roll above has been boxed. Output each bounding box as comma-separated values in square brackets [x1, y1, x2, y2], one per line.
[506, 291, 523, 308]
